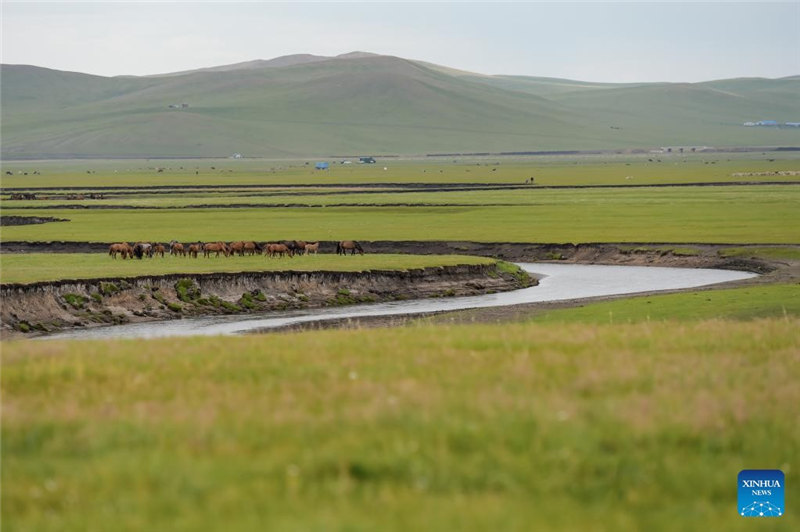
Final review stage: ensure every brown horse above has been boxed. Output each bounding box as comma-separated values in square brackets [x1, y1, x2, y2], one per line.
[337, 240, 364, 255]
[304, 241, 320, 255]
[280, 240, 305, 255]
[152, 243, 166, 258]
[228, 241, 246, 256]
[265, 243, 292, 258]
[243, 241, 260, 256]
[108, 242, 132, 259]
[203, 242, 230, 258]
[187, 242, 203, 259]
[169, 241, 186, 257]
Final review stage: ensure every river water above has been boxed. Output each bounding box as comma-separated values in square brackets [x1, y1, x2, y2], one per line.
[43, 263, 756, 340]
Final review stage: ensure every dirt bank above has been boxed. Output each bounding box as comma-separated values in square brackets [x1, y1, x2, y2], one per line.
[0, 216, 69, 226]
[0, 262, 532, 338]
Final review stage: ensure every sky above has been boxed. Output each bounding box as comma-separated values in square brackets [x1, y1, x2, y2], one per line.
[1, 1, 798, 82]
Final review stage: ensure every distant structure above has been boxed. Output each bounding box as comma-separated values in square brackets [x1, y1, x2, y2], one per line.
[658, 146, 710, 153]
[168, 103, 190, 109]
[743, 120, 799, 128]
[231, 153, 243, 159]
[359, 157, 376, 164]
[315, 162, 329, 170]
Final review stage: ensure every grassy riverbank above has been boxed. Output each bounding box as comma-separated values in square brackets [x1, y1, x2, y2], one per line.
[0, 253, 495, 284]
[534, 283, 800, 323]
[3, 319, 798, 531]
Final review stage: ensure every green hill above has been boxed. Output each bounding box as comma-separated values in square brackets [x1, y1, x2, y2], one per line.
[1, 53, 798, 158]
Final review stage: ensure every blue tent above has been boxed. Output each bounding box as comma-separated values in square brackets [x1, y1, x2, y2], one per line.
[315, 162, 329, 170]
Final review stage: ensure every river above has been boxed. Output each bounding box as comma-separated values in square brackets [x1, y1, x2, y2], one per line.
[42, 263, 757, 340]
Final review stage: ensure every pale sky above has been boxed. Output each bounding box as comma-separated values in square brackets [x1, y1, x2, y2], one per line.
[1, 1, 798, 82]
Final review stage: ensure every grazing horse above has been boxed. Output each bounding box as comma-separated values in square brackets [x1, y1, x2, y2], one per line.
[169, 240, 186, 257]
[132, 242, 152, 259]
[304, 241, 320, 255]
[203, 241, 230, 258]
[228, 241, 246, 256]
[243, 241, 260, 256]
[187, 242, 203, 259]
[151, 243, 166, 258]
[281, 240, 305, 255]
[337, 240, 364, 255]
[265, 243, 292, 258]
[108, 242, 132, 259]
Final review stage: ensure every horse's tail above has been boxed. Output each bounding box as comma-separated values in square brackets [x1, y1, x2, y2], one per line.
[336, 242, 342, 255]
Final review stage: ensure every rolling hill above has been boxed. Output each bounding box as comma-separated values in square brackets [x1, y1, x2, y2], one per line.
[1, 53, 798, 158]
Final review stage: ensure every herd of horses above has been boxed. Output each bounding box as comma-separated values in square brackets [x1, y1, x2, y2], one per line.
[108, 240, 364, 259]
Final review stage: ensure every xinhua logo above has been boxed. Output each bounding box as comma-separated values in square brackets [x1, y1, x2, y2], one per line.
[738, 469, 784, 517]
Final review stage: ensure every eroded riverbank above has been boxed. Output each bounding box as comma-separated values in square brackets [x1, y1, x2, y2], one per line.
[1, 262, 531, 338]
[37, 263, 759, 340]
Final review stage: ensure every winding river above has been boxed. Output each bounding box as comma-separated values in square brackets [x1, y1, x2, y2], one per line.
[43, 263, 757, 340]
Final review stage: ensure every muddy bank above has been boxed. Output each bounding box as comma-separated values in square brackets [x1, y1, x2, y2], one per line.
[0, 262, 531, 338]
[2, 240, 788, 274]
[0, 215, 69, 226]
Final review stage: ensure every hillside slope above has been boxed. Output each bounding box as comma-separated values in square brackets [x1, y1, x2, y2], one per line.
[1, 54, 798, 158]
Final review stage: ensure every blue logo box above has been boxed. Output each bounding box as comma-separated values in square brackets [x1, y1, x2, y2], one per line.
[738, 469, 784, 517]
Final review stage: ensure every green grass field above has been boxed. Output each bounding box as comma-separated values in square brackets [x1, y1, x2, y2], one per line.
[3, 319, 798, 531]
[0, 253, 494, 285]
[2, 154, 799, 530]
[533, 283, 800, 323]
[3, 185, 798, 243]
[3, 153, 799, 188]
[4, 182, 800, 210]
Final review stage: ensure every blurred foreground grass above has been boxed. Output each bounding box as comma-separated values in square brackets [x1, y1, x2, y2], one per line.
[3, 319, 798, 531]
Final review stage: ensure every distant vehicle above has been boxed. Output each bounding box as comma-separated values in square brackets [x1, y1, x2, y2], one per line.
[359, 157, 376, 164]
[315, 162, 329, 170]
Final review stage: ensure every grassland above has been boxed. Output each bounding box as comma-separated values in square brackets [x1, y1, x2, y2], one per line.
[0, 253, 495, 285]
[3, 155, 797, 245]
[3, 152, 799, 188]
[4, 182, 800, 210]
[3, 185, 798, 243]
[3, 319, 798, 531]
[533, 283, 800, 323]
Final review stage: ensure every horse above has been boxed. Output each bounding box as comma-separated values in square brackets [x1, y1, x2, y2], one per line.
[281, 240, 305, 255]
[169, 240, 186, 257]
[228, 241, 246, 256]
[132, 242, 152, 259]
[337, 240, 364, 255]
[203, 241, 230, 258]
[152, 243, 166, 258]
[243, 241, 260, 256]
[265, 243, 292, 258]
[108, 242, 132, 259]
[304, 241, 320, 255]
[187, 242, 203, 259]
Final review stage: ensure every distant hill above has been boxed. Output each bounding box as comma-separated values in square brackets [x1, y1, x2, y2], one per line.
[1, 53, 798, 158]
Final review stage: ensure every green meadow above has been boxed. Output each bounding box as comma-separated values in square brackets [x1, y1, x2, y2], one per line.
[2, 153, 799, 531]
[2, 152, 799, 188]
[533, 283, 800, 323]
[0, 253, 494, 285]
[3, 319, 798, 531]
[3, 186, 798, 243]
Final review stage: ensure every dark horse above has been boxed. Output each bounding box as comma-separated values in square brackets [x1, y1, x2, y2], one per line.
[336, 240, 364, 255]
